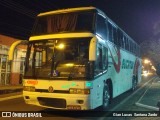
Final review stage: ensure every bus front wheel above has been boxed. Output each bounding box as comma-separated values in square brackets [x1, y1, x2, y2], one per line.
[102, 84, 110, 110]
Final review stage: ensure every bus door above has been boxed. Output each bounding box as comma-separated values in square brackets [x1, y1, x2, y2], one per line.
[92, 44, 108, 108]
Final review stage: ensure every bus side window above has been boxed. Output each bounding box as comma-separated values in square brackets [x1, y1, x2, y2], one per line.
[107, 21, 113, 43]
[94, 44, 103, 75]
[96, 14, 107, 40]
[124, 36, 129, 51]
[117, 29, 122, 47]
[128, 38, 130, 52]
[113, 27, 118, 46]
[129, 40, 131, 53]
[135, 44, 138, 55]
[102, 46, 108, 70]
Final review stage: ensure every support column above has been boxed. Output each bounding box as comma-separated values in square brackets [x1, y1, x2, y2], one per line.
[8, 40, 28, 85]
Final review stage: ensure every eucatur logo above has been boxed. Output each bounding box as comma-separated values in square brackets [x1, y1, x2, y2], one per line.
[27, 80, 38, 85]
[48, 86, 54, 93]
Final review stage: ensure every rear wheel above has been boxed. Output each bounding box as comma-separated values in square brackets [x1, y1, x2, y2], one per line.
[102, 84, 110, 110]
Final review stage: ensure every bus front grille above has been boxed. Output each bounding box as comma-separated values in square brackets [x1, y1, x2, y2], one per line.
[37, 97, 66, 108]
[35, 89, 69, 94]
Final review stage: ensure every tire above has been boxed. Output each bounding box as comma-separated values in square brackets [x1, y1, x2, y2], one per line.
[102, 84, 110, 110]
[132, 76, 137, 91]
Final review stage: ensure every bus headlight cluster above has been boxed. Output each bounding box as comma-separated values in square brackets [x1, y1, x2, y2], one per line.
[23, 86, 35, 92]
[69, 88, 90, 94]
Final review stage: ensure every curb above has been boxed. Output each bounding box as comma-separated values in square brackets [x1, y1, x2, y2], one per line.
[0, 88, 23, 95]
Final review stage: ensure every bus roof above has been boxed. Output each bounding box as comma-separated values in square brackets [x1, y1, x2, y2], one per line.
[38, 7, 96, 16]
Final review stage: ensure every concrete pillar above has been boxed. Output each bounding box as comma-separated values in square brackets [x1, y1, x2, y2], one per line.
[8, 40, 28, 85]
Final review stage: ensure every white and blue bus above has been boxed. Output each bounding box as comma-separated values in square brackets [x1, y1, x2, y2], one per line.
[23, 7, 141, 110]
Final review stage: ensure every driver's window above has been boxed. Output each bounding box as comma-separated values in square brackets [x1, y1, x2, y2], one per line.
[94, 44, 103, 76]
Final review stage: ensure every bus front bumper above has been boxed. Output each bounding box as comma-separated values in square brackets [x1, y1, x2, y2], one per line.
[23, 91, 92, 110]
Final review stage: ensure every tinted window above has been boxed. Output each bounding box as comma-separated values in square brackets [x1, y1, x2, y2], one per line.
[96, 14, 107, 40]
[102, 46, 108, 70]
[107, 21, 113, 42]
[95, 44, 103, 75]
[113, 27, 118, 45]
[32, 11, 95, 35]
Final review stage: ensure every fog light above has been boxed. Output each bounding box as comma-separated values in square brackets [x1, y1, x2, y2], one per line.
[77, 100, 84, 104]
[25, 96, 30, 99]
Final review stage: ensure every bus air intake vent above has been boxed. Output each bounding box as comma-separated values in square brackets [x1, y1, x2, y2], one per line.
[37, 97, 66, 108]
[35, 89, 69, 94]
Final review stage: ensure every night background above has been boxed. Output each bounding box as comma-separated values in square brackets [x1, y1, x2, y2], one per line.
[1, 0, 160, 64]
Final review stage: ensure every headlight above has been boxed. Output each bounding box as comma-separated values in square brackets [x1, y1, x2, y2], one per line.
[69, 88, 90, 94]
[23, 86, 35, 92]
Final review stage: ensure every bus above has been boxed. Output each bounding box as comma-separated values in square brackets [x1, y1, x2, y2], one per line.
[23, 7, 141, 110]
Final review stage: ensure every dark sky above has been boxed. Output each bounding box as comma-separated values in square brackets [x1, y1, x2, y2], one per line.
[0, 0, 160, 44]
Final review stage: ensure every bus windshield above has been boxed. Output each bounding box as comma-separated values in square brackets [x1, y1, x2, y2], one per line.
[32, 11, 95, 35]
[24, 38, 91, 80]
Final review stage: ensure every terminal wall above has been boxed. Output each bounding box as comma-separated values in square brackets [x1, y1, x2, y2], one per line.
[0, 34, 27, 85]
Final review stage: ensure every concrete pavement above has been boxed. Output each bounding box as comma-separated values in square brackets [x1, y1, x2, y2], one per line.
[135, 76, 160, 111]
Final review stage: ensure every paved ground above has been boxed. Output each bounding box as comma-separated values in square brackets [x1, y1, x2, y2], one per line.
[99, 75, 160, 120]
[135, 76, 160, 111]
